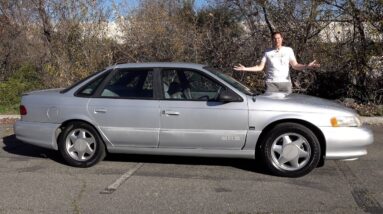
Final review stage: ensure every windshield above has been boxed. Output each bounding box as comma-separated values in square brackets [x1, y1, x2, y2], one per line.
[204, 67, 256, 96]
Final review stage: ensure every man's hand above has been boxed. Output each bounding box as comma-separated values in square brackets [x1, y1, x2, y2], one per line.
[234, 64, 246, 71]
[307, 60, 320, 69]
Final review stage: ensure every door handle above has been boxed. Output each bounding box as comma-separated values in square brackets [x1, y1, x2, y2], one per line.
[162, 110, 180, 116]
[94, 108, 107, 113]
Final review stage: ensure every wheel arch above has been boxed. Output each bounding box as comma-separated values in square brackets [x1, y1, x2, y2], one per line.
[56, 119, 110, 152]
[256, 119, 326, 167]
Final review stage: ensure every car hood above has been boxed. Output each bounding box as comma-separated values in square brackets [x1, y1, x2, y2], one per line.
[249, 93, 356, 115]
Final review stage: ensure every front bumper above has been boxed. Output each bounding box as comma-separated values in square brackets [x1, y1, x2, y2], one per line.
[320, 125, 374, 159]
[14, 120, 61, 150]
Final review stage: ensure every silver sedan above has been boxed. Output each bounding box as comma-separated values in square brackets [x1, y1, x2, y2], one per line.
[14, 63, 374, 177]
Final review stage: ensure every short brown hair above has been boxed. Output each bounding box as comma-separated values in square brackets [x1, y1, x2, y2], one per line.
[272, 31, 282, 38]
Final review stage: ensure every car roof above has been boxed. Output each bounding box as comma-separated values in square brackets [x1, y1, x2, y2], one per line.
[105, 62, 207, 70]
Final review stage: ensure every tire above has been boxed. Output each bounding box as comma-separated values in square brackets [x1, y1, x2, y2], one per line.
[58, 122, 106, 167]
[259, 123, 321, 177]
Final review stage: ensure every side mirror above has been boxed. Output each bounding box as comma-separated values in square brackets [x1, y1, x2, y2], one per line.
[218, 90, 242, 102]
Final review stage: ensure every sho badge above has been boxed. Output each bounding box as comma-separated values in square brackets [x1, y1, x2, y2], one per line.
[221, 136, 241, 141]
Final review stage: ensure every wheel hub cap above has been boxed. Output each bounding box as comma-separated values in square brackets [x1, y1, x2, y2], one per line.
[281, 144, 299, 161]
[270, 133, 312, 171]
[74, 139, 88, 152]
[65, 128, 96, 161]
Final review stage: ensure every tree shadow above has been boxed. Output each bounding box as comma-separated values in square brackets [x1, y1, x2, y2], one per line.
[2, 134, 271, 175]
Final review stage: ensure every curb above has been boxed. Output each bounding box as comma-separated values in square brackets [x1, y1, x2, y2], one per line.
[1, 115, 382, 125]
[0, 115, 20, 120]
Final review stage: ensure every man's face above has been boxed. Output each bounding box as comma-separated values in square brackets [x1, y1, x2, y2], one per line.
[273, 33, 283, 49]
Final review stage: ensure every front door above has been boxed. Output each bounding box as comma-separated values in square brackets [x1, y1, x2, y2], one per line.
[159, 68, 248, 149]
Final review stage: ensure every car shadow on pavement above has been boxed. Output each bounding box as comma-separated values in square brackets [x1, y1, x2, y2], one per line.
[2, 134, 65, 164]
[105, 153, 271, 175]
[2, 134, 271, 175]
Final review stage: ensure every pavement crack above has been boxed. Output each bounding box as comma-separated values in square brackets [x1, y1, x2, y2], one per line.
[335, 161, 383, 214]
[71, 176, 87, 214]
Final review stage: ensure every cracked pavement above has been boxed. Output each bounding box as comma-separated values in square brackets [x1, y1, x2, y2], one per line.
[0, 124, 382, 213]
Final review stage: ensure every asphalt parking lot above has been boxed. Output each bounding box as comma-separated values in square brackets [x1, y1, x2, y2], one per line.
[0, 124, 382, 214]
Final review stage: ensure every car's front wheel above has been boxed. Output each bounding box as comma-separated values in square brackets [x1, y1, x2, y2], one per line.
[58, 122, 106, 167]
[260, 123, 321, 177]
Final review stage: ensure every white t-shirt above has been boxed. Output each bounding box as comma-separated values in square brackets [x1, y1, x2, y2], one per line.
[261, 46, 296, 83]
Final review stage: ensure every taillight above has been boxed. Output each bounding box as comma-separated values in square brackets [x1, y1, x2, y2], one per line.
[20, 105, 27, 115]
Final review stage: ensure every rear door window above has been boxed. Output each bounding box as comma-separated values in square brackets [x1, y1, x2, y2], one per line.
[100, 69, 154, 99]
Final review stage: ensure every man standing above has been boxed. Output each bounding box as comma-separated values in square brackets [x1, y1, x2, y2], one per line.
[234, 32, 320, 94]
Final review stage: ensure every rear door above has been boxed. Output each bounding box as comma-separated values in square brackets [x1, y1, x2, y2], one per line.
[159, 68, 249, 149]
[87, 68, 160, 147]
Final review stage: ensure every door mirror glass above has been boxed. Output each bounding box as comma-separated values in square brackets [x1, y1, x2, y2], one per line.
[218, 89, 243, 102]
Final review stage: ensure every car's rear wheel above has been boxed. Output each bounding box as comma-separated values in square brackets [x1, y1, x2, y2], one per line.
[58, 122, 106, 167]
[260, 123, 321, 177]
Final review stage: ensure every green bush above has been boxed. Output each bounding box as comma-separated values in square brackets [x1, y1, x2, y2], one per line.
[0, 64, 42, 113]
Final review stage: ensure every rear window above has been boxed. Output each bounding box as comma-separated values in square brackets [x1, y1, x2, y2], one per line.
[60, 69, 107, 93]
[75, 72, 109, 97]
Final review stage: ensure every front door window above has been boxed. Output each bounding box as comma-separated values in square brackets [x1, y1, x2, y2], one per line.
[161, 69, 222, 100]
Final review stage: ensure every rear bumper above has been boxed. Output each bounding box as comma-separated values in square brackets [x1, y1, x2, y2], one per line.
[320, 126, 374, 160]
[14, 120, 60, 150]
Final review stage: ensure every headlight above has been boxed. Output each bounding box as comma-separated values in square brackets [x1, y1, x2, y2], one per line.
[330, 116, 361, 127]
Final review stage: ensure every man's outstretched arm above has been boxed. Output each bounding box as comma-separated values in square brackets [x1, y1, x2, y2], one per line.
[234, 61, 266, 72]
[290, 59, 320, 71]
